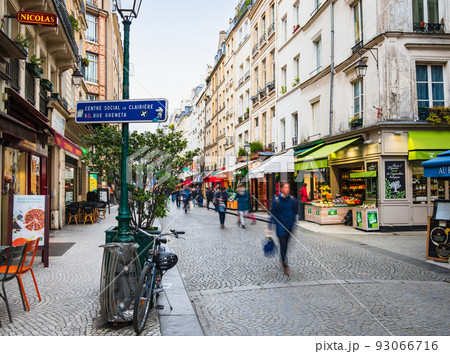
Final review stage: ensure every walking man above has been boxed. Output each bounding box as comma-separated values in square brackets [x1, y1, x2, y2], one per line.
[267, 182, 298, 275]
[206, 188, 213, 210]
[197, 187, 204, 207]
[235, 183, 256, 228]
[215, 186, 229, 229]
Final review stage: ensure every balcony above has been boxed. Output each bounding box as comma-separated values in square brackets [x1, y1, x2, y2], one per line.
[281, 142, 286, 151]
[267, 22, 275, 38]
[266, 80, 275, 93]
[259, 33, 266, 48]
[258, 88, 266, 100]
[413, 22, 445, 34]
[252, 43, 259, 56]
[52, 0, 79, 56]
[292, 136, 298, 146]
[245, 70, 250, 80]
[250, 95, 259, 106]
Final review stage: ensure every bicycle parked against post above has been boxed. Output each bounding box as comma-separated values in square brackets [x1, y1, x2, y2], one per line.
[132, 227, 184, 335]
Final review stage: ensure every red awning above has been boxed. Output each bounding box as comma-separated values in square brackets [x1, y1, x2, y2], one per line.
[203, 176, 223, 183]
[53, 132, 83, 157]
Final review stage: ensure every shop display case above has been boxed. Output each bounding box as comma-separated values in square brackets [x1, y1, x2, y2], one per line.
[412, 175, 428, 204]
[340, 168, 365, 200]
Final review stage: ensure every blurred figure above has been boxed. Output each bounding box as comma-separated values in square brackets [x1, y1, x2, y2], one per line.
[182, 185, 192, 214]
[214, 186, 229, 229]
[206, 187, 214, 210]
[197, 187, 204, 207]
[235, 183, 256, 229]
[267, 182, 298, 275]
[300, 182, 309, 202]
[176, 188, 181, 209]
[191, 187, 198, 206]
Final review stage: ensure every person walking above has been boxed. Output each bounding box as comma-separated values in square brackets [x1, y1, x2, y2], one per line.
[235, 183, 256, 228]
[205, 188, 213, 210]
[182, 185, 192, 213]
[175, 188, 181, 209]
[267, 182, 298, 275]
[197, 187, 204, 207]
[214, 186, 229, 228]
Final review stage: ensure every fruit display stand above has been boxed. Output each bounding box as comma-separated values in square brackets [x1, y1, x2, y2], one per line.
[353, 205, 379, 231]
[305, 204, 352, 225]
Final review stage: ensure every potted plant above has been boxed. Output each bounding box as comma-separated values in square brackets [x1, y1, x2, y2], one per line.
[281, 86, 287, 94]
[238, 116, 243, 123]
[349, 115, 363, 128]
[40, 78, 54, 92]
[293, 24, 300, 34]
[82, 57, 90, 67]
[27, 55, 45, 78]
[250, 141, 264, 154]
[14, 34, 30, 56]
[69, 14, 81, 36]
[419, 21, 426, 28]
[426, 106, 450, 125]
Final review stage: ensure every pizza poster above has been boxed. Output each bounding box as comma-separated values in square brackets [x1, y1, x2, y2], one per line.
[12, 195, 47, 247]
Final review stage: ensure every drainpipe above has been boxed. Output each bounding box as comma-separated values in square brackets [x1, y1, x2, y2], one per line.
[329, 0, 335, 137]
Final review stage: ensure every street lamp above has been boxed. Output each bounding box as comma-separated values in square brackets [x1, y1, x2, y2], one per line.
[72, 67, 83, 88]
[355, 58, 368, 78]
[244, 141, 250, 184]
[113, 0, 142, 242]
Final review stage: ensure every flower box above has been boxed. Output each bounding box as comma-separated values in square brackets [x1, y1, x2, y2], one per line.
[26, 63, 43, 78]
[40, 79, 54, 92]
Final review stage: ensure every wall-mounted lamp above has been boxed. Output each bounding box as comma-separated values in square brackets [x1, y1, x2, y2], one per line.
[363, 139, 374, 144]
[393, 131, 403, 135]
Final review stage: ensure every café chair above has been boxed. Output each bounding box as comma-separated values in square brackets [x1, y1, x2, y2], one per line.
[66, 204, 80, 225]
[0, 243, 28, 325]
[82, 203, 96, 224]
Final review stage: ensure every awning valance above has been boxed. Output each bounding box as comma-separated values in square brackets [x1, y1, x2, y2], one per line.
[249, 150, 294, 178]
[422, 150, 450, 179]
[408, 131, 450, 160]
[0, 111, 37, 142]
[295, 159, 328, 171]
[53, 132, 83, 157]
[350, 171, 377, 179]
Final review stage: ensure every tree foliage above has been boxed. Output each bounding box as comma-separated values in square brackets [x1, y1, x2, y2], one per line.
[82, 125, 198, 228]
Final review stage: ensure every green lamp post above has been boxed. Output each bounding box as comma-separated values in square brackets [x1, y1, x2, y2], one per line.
[244, 142, 250, 210]
[113, 0, 142, 243]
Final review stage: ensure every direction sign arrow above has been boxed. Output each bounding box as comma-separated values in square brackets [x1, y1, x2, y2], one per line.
[76, 99, 168, 124]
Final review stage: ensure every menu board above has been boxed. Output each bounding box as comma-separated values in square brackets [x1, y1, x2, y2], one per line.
[385, 161, 406, 199]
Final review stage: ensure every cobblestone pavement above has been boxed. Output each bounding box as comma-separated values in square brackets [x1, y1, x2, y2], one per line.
[0, 206, 160, 336]
[160, 204, 450, 336]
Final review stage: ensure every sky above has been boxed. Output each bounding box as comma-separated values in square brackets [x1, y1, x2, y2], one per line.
[127, 0, 238, 133]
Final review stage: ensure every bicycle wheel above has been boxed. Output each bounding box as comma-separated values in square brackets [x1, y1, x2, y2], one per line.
[133, 265, 156, 335]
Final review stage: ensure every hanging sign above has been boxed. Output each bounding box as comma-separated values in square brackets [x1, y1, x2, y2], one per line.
[76, 99, 168, 123]
[17, 11, 58, 27]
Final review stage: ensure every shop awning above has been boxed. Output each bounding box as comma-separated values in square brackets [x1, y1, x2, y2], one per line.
[294, 141, 325, 156]
[422, 150, 450, 178]
[408, 131, 450, 160]
[203, 176, 222, 183]
[350, 171, 377, 179]
[248, 150, 294, 178]
[0, 111, 37, 142]
[53, 131, 83, 157]
[295, 137, 360, 170]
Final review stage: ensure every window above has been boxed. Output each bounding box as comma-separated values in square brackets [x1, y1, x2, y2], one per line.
[263, 59, 267, 86]
[416, 64, 444, 109]
[255, 117, 259, 128]
[282, 17, 288, 42]
[312, 101, 320, 133]
[262, 16, 266, 33]
[271, 4, 275, 23]
[86, 94, 97, 101]
[86, 53, 98, 83]
[294, 3, 300, 25]
[293, 113, 298, 137]
[86, 14, 98, 42]
[281, 66, 287, 90]
[353, 79, 364, 119]
[255, 67, 259, 91]
[255, 26, 259, 45]
[413, 0, 439, 24]
[272, 51, 276, 81]
[294, 56, 300, 80]
[354, 1, 363, 44]
[314, 37, 322, 72]
[281, 119, 286, 144]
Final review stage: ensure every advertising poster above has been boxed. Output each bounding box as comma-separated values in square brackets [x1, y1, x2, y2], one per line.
[367, 211, 379, 229]
[385, 161, 406, 199]
[89, 174, 98, 192]
[356, 210, 363, 228]
[12, 195, 47, 247]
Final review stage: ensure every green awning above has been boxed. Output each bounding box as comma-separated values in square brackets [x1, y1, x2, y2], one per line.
[296, 137, 360, 163]
[408, 131, 450, 151]
[350, 171, 377, 179]
[295, 159, 328, 171]
[294, 140, 324, 156]
[409, 150, 446, 160]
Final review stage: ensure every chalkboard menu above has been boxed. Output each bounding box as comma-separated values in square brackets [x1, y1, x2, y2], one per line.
[385, 161, 406, 199]
[367, 162, 378, 172]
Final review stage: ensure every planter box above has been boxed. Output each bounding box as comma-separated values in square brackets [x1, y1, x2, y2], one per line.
[105, 226, 160, 269]
[249, 152, 259, 160]
[40, 78, 54, 92]
[26, 63, 43, 78]
[51, 92, 62, 102]
[349, 118, 363, 128]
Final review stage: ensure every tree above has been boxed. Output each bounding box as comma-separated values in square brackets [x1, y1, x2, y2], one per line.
[82, 125, 198, 228]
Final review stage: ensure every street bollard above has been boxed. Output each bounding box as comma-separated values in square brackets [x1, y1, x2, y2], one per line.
[99, 243, 141, 322]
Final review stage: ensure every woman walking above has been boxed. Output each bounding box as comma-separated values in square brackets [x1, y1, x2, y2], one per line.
[215, 186, 229, 229]
[235, 183, 256, 229]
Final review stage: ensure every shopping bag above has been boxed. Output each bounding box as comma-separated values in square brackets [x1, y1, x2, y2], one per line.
[263, 236, 277, 258]
[189, 201, 194, 211]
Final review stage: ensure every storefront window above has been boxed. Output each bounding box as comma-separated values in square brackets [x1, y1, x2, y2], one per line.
[2, 147, 28, 195]
[412, 161, 427, 204]
[65, 166, 76, 203]
[30, 155, 40, 195]
[430, 178, 445, 203]
[340, 167, 365, 201]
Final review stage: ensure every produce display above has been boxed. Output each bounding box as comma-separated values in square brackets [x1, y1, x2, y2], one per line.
[310, 196, 361, 207]
[361, 201, 376, 209]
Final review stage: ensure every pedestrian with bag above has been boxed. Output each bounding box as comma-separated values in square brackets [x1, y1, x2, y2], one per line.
[214, 186, 229, 229]
[235, 183, 256, 229]
[267, 182, 298, 275]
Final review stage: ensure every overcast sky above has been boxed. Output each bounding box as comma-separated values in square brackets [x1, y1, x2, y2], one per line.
[127, 0, 237, 133]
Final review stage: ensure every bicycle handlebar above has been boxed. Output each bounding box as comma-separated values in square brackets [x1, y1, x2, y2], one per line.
[133, 227, 184, 239]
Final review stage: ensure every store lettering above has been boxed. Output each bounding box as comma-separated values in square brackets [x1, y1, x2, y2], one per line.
[18, 11, 57, 26]
[438, 166, 449, 175]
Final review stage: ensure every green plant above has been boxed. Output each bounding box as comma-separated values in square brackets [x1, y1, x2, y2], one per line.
[69, 14, 81, 34]
[30, 55, 45, 66]
[82, 126, 198, 228]
[238, 147, 246, 157]
[15, 33, 31, 48]
[250, 141, 264, 154]
[349, 115, 362, 126]
[281, 86, 287, 94]
[82, 57, 90, 67]
[294, 77, 300, 83]
[426, 106, 450, 125]
[246, 107, 250, 114]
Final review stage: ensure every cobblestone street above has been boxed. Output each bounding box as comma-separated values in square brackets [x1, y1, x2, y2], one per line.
[0, 206, 159, 336]
[160, 204, 450, 336]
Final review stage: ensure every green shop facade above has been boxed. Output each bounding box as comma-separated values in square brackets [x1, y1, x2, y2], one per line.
[294, 123, 450, 232]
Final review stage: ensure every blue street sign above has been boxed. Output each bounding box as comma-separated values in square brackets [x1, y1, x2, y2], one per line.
[75, 99, 168, 123]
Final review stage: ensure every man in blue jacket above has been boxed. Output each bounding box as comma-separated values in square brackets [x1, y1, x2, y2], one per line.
[268, 182, 298, 275]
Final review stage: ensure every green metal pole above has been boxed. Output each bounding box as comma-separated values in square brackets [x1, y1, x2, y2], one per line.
[114, 19, 134, 243]
[247, 153, 249, 211]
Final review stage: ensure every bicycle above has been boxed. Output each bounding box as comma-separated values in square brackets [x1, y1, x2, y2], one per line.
[132, 227, 185, 335]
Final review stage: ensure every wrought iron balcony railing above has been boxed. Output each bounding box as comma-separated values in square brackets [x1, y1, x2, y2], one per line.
[259, 33, 266, 47]
[292, 136, 298, 146]
[281, 142, 286, 151]
[267, 22, 275, 37]
[413, 22, 445, 34]
[6, 58, 20, 92]
[252, 43, 259, 56]
[52, 0, 79, 55]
